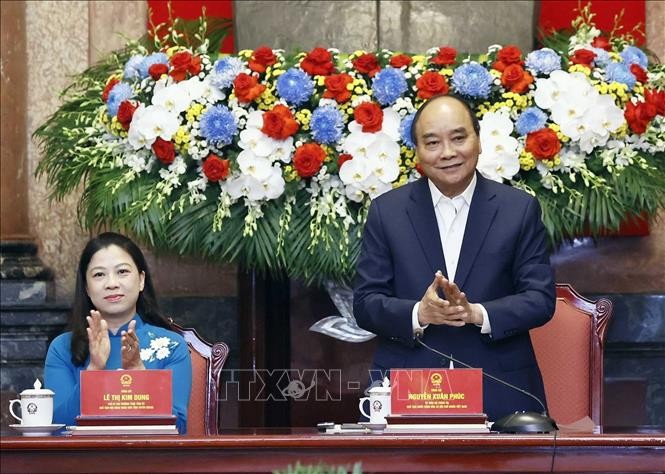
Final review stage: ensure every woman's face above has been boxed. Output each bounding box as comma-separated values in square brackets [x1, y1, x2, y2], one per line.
[85, 244, 145, 325]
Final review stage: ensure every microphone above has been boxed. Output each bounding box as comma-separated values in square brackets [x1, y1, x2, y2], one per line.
[415, 334, 557, 433]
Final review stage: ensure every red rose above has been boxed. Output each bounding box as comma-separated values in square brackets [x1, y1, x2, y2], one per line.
[148, 63, 168, 80]
[500, 64, 533, 93]
[390, 54, 413, 68]
[170, 51, 193, 70]
[323, 73, 353, 103]
[430, 46, 457, 66]
[353, 53, 381, 77]
[117, 100, 137, 130]
[525, 128, 561, 160]
[497, 45, 523, 65]
[233, 73, 266, 103]
[152, 137, 176, 165]
[570, 49, 596, 67]
[102, 78, 119, 102]
[353, 102, 383, 133]
[416, 71, 449, 99]
[591, 36, 612, 51]
[249, 46, 277, 73]
[261, 104, 299, 140]
[337, 153, 353, 168]
[630, 64, 648, 84]
[202, 154, 230, 182]
[300, 47, 335, 76]
[493, 45, 524, 71]
[169, 51, 201, 82]
[293, 143, 326, 178]
[645, 89, 665, 116]
[415, 162, 425, 177]
[624, 101, 657, 134]
[189, 55, 202, 76]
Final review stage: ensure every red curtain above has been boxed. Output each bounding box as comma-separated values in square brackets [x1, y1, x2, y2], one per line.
[538, 0, 645, 44]
[146, 0, 234, 53]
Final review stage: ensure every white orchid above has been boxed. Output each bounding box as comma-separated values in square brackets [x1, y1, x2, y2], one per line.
[127, 104, 180, 149]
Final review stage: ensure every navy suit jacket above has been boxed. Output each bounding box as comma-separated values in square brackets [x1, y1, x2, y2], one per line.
[353, 173, 556, 421]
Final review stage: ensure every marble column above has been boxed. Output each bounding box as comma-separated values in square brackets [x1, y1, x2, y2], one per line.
[1, 0, 52, 302]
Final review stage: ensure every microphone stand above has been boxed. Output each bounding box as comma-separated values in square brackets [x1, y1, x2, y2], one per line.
[415, 336, 558, 433]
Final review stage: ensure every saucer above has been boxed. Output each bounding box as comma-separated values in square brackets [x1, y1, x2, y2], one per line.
[359, 421, 386, 431]
[10, 424, 65, 437]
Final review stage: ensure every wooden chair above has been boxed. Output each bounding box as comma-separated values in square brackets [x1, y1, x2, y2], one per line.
[529, 284, 613, 431]
[170, 321, 230, 435]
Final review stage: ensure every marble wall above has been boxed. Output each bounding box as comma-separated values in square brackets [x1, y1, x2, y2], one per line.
[234, 0, 535, 53]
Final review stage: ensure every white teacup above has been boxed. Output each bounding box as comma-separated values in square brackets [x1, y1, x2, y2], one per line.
[9, 379, 54, 426]
[359, 383, 391, 425]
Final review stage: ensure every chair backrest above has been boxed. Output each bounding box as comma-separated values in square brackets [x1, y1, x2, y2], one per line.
[170, 321, 230, 435]
[529, 284, 612, 430]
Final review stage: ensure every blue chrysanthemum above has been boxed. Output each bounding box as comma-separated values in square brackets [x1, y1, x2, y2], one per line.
[400, 113, 416, 148]
[124, 55, 145, 80]
[515, 107, 548, 136]
[606, 62, 636, 89]
[199, 105, 238, 145]
[107, 83, 134, 117]
[524, 48, 562, 75]
[276, 68, 314, 106]
[310, 106, 344, 144]
[371, 67, 408, 106]
[588, 47, 610, 67]
[210, 57, 245, 89]
[451, 62, 493, 99]
[620, 46, 648, 69]
[139, 52, 169, 78]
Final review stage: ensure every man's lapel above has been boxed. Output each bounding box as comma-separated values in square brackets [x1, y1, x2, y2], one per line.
[455, 173, 498, 289]
[406, 178, 447, 277]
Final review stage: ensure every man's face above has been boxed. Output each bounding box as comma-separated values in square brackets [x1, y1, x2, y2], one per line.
[414, 97, 481, 198]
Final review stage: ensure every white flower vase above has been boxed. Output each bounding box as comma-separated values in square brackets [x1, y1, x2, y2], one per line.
[309, 281, 376, 342]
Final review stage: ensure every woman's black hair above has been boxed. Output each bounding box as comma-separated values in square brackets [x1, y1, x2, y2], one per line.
[69, 232, 170, 366]
[410, 93, 481, 146]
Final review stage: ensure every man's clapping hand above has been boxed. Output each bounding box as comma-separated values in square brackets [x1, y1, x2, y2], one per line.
[417, 271, 483, 327]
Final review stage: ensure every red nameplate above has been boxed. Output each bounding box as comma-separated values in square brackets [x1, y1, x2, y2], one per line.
[81, 370, 172, 417]
[390, 369, 483, 415]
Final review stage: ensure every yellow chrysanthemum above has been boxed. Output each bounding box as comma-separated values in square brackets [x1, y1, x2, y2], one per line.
[568, 64, 591, 75]
[519, 151, 536, 171]
[295, 109, 312, 129]
[186, 103, 205, 123]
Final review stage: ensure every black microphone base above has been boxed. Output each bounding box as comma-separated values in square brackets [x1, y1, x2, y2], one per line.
[491, 411, 558, 433]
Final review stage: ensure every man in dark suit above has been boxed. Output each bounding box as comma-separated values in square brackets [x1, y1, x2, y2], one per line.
[353, 94, 556, 421]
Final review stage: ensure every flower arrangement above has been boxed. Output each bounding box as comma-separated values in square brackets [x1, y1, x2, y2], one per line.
[35, 5, 665, 285]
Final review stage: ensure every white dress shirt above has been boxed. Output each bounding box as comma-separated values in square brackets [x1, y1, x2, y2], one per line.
[412, 174, 491, 335]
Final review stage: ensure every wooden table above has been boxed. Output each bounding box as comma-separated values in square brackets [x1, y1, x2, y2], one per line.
[1, 429, 663, 473]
